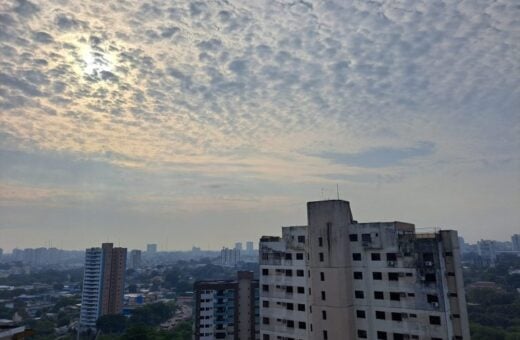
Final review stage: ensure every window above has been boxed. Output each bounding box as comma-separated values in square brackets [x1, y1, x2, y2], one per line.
[354, 272, 363, 279]
[452, 314, 460, 318]
[386, 253, 397, 261]
[298, 321, 306, 329]
[373, 272, 382, 280]
[423, 252, 434, 261]
[320, 272, 325, 281]
[287, 303, 294, 310]
[356, 310, 366, 318]
[371, 253, 381, 261]
[262, 285, 269, 292]
[390, 292, 400, 301]
[322, 310, 327, 320]
[388, 272, 399, 281]
[361, 233, 371, 243]
[425, 274, 436, 283]
[376, 311, 385, 319]
[319, 237, 323, 247]
[298, 304, 305, 311]
[285, 269, 293, 276]
[297, 270, 304, 277]
[449, 293, 458, 297]
[445, 251, 453, 256]
[447, 272, 455, 276]
[287, 320, 294, 328]
[391, 312, 402, 321]
[297, 235, 305, 243]
[262, 268, 268, 275]
[296, 253, 304, 260]
[297, 286, 305, 294]
[358, 330, 368, 338]
[263, 335, 270, 340]
[262, 317, 269, 325]
[377, 331, 387, 340]
[319, 253, 324, 262]
[408, 293, 415, 297]
[321, 291, 326, 300]
[429, 316, 441, 325]
[355, 290, 365, 299]
[374, 291, 384, 300]
[286, 286, 293, 293]
[427, 294, 439, 303]
[285, 253, 292, 260]
[262, 300, 269, 308]
[349, 234, 358, 241]
[323, 330, 328, 340]
[352, 253, 362, 261]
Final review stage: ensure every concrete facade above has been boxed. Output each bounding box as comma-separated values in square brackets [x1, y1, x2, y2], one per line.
[194, 271, 259, 340]
[259, 200, 470, 340]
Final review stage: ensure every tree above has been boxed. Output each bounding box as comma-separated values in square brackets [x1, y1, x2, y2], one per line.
[96, 314, 127, 334]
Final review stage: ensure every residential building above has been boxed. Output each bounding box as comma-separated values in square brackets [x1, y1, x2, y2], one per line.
[194, 271, 259, 340]
[79, 243, 127, 331]
[477, 240, 497, 266]
[221, 247, 240, 267]
[260, 199, 470, 340]
[512, 234, 520, 251]
[259, 227, 310, 340]
[129, 249, 142, 269]
[146, 244, 157, 253]
[235, 242, 243, 251]
[246, 241, 254, 254]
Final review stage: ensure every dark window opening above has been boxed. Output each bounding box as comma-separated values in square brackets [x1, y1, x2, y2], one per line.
[390, 292, 401, 301]
[349, 234, 358, 241]
[391, 312, 402, 321]
[358, 330, 367, 338]
[376, 311, 386, 319]
[388, 272, 399, 281]
[354, 271, 363, 279]
[374, 291, 384, 300]
[352, 253, 362, 261]
[373, 272, 383, 280]
[372, 253, 381, 261]
[429, 315, 441, 325]
[355, 290, 365, 299]
[356, 310, 366, 318]
[318, 237, 323, 247]
[387, 253, 397, 261]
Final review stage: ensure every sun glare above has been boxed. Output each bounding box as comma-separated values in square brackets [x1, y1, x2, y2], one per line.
[80, 46, 115, 76]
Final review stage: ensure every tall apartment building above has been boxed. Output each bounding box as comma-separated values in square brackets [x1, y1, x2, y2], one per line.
[129, 249, 142, 269]
[147, 244, 157, 253]
[79, 243, 127, 331]
[260, 227, 310, 340]
[260, 199, 470, 340]
[194, 271, 259, 340]
[512, 234, 520, 251]
[477, 240, 497, 266]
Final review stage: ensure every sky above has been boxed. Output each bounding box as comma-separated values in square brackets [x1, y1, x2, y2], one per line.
[0, 0, 519, 252]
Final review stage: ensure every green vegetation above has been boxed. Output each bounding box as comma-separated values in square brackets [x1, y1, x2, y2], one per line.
[465, 253, 520, 339]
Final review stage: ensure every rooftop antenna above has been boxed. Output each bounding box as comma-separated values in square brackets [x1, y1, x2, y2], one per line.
[336, 184, 340, 200]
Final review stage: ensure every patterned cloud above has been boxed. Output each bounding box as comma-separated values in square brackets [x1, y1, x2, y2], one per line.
[0, 0, 519, 249]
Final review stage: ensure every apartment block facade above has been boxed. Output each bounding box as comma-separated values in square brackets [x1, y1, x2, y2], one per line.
[194, 271, 260, 340]
[79, 243, 127, 331]
[260, 199, 470, 340]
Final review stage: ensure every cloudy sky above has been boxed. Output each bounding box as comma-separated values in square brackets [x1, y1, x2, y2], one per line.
[0, 0, 519, 252]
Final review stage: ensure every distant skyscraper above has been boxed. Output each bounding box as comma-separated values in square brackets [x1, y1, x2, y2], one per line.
[246, 241, 254, 253]
[194, 271, 259, 339]
[129, 249, 142, 269]
[260, 200, 470, 340]
[221, 247, 240, 266]
[235, 242, 243, 251]
[512, 234, 520, 251]
[146, 244, 157, 253]
[79, 243, 127, 331]
[477, 240, 497, 266]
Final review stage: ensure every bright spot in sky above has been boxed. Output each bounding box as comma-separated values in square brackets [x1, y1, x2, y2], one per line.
[80, 46, 114, 76]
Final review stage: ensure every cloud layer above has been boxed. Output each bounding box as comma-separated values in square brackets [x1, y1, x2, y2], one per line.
[0, 0, 519, 250]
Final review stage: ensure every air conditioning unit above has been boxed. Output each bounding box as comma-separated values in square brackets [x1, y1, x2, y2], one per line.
[432, 302, 439, 308]
[425, 261, 433, 267]
[388, 261, 396, 267]
[400, 292, 407, 297]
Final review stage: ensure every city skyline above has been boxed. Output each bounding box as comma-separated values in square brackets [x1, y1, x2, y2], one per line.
[1, 0, 519, 251]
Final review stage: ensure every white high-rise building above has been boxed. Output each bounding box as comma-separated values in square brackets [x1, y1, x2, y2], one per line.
[260, 227, 310, 340]
[79, 248, 103, 330]
[246, 241, 254, 253]
[260, 200, 470, 340]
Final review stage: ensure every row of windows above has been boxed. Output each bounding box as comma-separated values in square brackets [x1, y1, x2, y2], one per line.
[353, 271, 413, 280]
[262, 317, 306, 329]
[281, 252, 305, 260]
[262, 268, 305, 277]
[262, 300, 305, 311]
[262, 284, 306, 294]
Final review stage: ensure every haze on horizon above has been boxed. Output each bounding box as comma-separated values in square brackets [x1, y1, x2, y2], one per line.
[0, 0, 519, 252]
